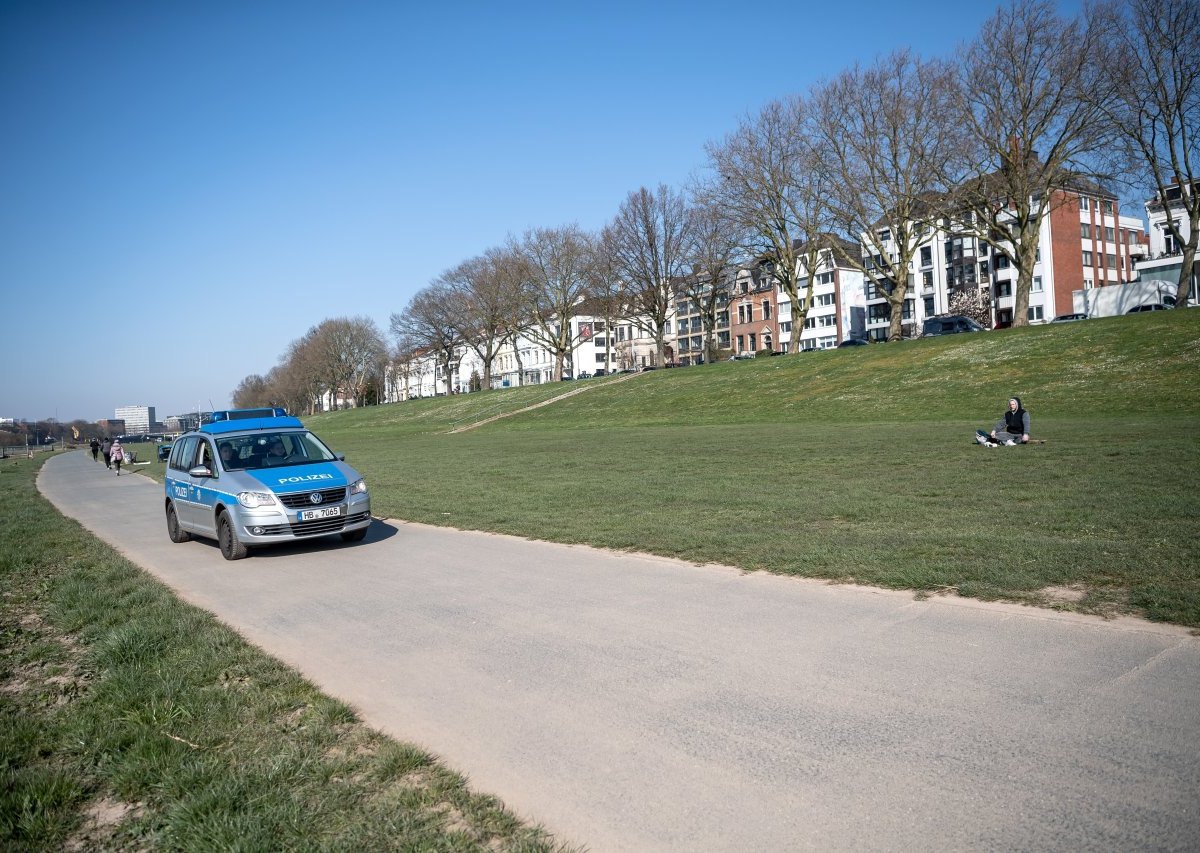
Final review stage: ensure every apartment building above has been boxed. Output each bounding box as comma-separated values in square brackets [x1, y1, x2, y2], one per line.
[1135, 177, 1198, 304]
[672, 281, 731, 366]
[729, 260, 780, 355]
[862, 183, 1147, 338]
[778, 239, 867, 351]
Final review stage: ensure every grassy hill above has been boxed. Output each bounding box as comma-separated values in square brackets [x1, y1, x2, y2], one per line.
[312, 310, 1200, 626]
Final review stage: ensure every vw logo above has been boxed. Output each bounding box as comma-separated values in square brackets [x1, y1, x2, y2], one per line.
[309, 492, 324, 505]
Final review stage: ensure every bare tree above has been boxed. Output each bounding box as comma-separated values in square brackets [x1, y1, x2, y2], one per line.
[306, 317, 388, 409]
[278, 328, 329, 415]
[582, 231, 629, 372]
[1103, 0, 1199, 308]
[955, 0, 1119, 326]
[514, 225, 594, 381]
[680, 197, 744, 363]
[605, 185, 692, 366]
[232, 374, 272, 409]
[815, 51, 963, 340]
[703, 95, 838, 352]
[390, 284, 462, 396]
[441, 248, 527, 390]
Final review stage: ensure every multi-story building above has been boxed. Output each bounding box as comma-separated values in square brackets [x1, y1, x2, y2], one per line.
[1135, 177, 1198, 305]
[779, 238, 867, 351]
[114, 405, 155, 435]
[672, 282, 730, 366]
[861, 183, 1147, 338]
[97, 418, 126, 437]
[729, 260, 780, 355]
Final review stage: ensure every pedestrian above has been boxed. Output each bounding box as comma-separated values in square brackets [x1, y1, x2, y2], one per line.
[975, 397, 1030, 446]
[110, 438, 124, 475]
[101, 437, 113, 468]
[89, 437, 100, 462]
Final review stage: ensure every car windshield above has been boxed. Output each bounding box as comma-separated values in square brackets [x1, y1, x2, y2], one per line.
[218, 431, 337, 471]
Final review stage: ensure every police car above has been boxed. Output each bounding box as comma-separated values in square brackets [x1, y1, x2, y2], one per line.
[164, 408, 371, 560]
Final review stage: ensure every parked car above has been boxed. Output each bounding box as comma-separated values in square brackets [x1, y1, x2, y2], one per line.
[1051, 312, 1088, 323]
[837, 338, 868, 347]
[922, 315, 984, 337]
[592, 369, 607, 377]
[1126, 303, 1169, 313]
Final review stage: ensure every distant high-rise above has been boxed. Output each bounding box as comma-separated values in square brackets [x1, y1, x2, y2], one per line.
[114, 405, 155, 435]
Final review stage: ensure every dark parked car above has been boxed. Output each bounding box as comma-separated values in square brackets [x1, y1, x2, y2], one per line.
[593, 369, 607, 377]
[1051, 312, 1088, 323]
[157, 443, 173, 462]
[922, 315, 984, 337]
[837, 338, 868, 347]
[1127, 303, 1169, 313]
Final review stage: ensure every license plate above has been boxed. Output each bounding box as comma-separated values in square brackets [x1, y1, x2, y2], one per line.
[299, 506, 343, 522]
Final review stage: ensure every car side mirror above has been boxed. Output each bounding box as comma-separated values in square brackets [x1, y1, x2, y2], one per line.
[188, 465, 213, 479]
[336, 453, 345, 461]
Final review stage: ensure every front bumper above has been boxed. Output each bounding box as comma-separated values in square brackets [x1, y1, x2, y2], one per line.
[230, 493, 371, 544]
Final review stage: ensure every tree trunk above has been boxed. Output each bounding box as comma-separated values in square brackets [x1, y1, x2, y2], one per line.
[1175, 233, 1197, 309]
[1011, 229, 1040, 327]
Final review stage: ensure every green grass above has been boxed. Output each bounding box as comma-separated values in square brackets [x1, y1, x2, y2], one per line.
[0, 454, 565, 851]
[296, 311, 1200, 627]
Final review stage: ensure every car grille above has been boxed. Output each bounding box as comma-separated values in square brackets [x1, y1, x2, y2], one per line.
[250, 511, 370, 538]
[278, 487, 347, 509]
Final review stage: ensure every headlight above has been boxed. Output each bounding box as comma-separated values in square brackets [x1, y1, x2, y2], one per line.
[237, 491, 277, 508]
[350, 478, 368, 495]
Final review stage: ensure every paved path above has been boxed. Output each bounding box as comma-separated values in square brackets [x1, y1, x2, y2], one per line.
[40, 451, 1200, 851]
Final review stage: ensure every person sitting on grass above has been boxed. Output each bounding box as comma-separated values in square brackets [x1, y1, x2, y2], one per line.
[976, 397, 1030, 446]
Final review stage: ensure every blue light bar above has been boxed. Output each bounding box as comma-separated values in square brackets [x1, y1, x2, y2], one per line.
[210, 407, 288, 422]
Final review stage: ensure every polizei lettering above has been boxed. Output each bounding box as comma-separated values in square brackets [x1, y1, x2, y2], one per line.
[275, 473, 336, 484]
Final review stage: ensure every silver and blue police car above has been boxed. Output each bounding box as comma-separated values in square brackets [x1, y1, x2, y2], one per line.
[164, 408, 371, 560]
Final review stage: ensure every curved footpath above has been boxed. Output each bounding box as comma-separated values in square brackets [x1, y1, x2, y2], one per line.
[39, 451, 1200, 851]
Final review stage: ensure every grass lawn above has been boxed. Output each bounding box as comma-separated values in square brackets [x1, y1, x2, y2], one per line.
[300, 311, 1200, 627]
[0, 453, 564, 851]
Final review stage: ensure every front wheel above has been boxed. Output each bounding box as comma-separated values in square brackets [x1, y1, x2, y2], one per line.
[218, 513, 248, 560]
[166, 503, 190, 543]
[340, 527, 367, 543]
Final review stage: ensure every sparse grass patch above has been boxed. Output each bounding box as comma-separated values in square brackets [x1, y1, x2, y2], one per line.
[1, 455, 566, 851]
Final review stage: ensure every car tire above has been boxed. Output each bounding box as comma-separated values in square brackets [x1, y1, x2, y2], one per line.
[166, 502, 190, 543]
[218, 512, 248, 561]
[340, 527, 368, 543]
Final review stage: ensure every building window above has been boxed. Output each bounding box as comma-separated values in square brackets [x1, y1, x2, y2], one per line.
[1105, 226, 1115, 242]
[1102, 200, 1114, 215]
[1080, 222, 1091, 238]
[735, 335, 743, 352]
[780, 321, 791, 333]
[922, 271, 934, 289]
[817, 271, 835, 285]
[996, 282, 1012, 298]
[924, 296, 935, 315]
[920, 246, 932, 268]
[1082, 250, 1093, 266]
[1032, 276, 1043, 293]
[1084, 277, 1094, 289]
[1079, 195, 1090, 210]
[1028, 305, 1044, 322]
[762, 300, 772, 320]
[1107, 253, 1117, 269]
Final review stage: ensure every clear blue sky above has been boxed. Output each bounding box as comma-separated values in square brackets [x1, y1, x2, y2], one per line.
[2, 0, 1080, 423]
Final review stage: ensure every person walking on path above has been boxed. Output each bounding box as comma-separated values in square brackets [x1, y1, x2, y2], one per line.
[101, 438, 113, 468]
[89, 437, 100, 462]
[976, 397, 1031, 446]
[109, 438, 124, 475]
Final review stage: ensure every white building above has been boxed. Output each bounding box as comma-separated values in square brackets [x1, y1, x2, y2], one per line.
[115, 405, 155, 434]
[1134, 178, 1198, 305]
